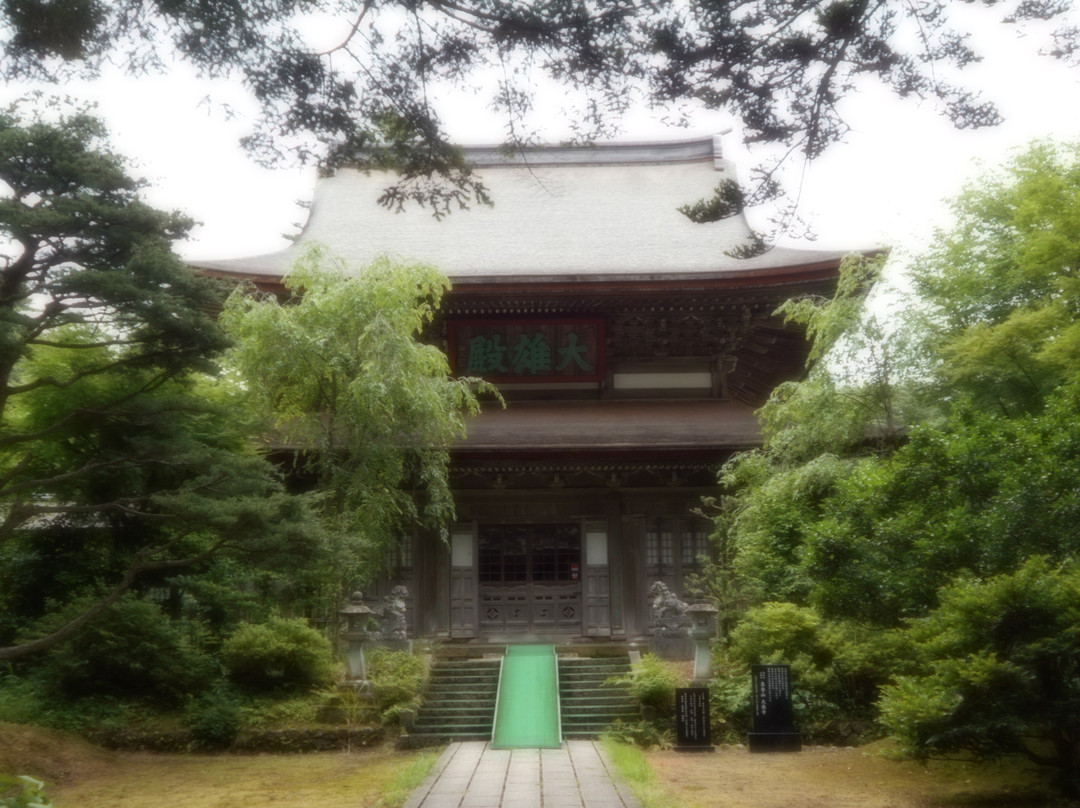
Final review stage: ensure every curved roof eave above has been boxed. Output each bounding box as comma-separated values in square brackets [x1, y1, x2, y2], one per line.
[189, 137, 871, 285]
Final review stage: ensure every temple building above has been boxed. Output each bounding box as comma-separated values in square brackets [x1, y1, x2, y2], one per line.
[192, 136, 851, 644]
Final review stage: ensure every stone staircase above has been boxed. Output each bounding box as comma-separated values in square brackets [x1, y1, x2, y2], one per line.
[405, 650, 642, 746]
[558, 655, 640, 739]
[406, 657, 501, 746]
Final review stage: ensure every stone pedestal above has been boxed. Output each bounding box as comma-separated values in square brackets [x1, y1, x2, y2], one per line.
[687, 603, 719, 684]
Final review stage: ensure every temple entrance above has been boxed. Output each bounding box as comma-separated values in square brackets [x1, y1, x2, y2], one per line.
[478, 524, 582, 635]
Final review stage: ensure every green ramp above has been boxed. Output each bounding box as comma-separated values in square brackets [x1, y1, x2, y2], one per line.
[491, 645, 561, 748]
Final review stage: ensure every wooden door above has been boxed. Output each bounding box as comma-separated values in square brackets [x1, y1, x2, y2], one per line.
[583, 522, 611, 636]
[449, 525, 476, 638]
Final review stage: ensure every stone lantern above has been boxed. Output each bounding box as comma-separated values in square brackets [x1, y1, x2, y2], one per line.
[339, 591, 379, 683]
[687, 602, 719, 683]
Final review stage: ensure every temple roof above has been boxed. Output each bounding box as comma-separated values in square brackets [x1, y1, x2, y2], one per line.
[190, 136, 852, 285]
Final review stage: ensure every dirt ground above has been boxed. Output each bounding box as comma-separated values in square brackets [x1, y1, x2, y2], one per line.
[646, 743, 1066, 808]
[2, 723, 1071, 808]
[0, 723, 423, 808]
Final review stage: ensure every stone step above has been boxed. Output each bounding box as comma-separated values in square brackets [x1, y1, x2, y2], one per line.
[561, 702, 640, 715]
[561, 692, 635, 702]
[562, 678, 630, 688]
[560, 669, 630, 676]
[425, 684, 498, 695]
[411, 657, 499, 747]
[559, 658, 631, 668]
[412, 722, 493, 736]
[418, 706, 499, 719]
[427, 669, 498, 682]
[428, 661, 501, 672]
[556, 653, 640, 739]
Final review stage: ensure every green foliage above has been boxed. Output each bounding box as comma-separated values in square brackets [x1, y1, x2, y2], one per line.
[804, 382, 1080, 624]
[912, 141, 1080, 416]
[608, 653, 684, 714]
[720, 451, 853, 604]
[378, 751, 440, 807]
[0, 103, 320, 661]
[600, 738, 682, 808]
[222, 617, 338, 693]
[707, 670, 753, 743]
[727, 602, 826, 668]
[240, 691, 327, 728]
[28, 596, 215, 707]
[601, 719, 673, 750]
[723, 603, 901, 740]
[689, 137, 1080, 780]
[880, 558, 1080, 796]
[184, 684, 243, 750]
[677, 179, 745, 223]
[367, 648, 426, 727]
[0, 775, 50, 808]
[0, 0, 1065, 217]
[0, 671, 128, 734]
[222, 253, 494, 587]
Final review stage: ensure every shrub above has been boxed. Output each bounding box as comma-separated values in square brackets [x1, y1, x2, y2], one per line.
[185, 684, 243, 750]
[708, 668, 752, 744]
[30, 596, 215, 707]
[880, 558, 1080, 797]
[722, 602, 902, 742]
[222, 617, 337, 693]
[0, 775, 51, 808]
[367, 648, 426, 726]
[602, 719, 673, 749]
[608, 653, 685, 714]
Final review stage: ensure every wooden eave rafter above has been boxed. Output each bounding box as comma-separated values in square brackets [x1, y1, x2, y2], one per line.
[199, 258, 845, 300]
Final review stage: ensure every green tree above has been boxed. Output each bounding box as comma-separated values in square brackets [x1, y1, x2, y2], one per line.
[715, 141, 1080, 623]
[0, 2, 1072, 209]
[221, 251, 493, 589]
[797, 142, 1080, 623]
[705, 141, 1080, 756]
[911, 140, 1080, 416]
[0, 104, 318, 660]
[712, 253, 917, 605]
[803, 383, 1080, 624]
[880, 557, 1080, 796]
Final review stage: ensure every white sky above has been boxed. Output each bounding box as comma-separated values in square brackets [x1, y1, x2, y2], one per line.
[7, 8, 1079, 267]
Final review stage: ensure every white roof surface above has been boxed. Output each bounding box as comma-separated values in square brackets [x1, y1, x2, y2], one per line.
[191, 137, 850, 284]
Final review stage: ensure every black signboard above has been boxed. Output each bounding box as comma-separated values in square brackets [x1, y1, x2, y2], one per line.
[675, 687, 712, 751]
[748, 664, 802, 752]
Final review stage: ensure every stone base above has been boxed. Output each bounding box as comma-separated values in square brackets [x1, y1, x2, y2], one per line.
[748, 732, 802, 753]
[648, 636, 695, 659]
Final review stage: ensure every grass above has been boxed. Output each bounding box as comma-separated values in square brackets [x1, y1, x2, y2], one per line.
[602, 736, 1067, 808]
[0, 722, 438, 808]
[7, 720, 1067, 808]
[50, 750, 433, 808]
[601, 737, 682, 808]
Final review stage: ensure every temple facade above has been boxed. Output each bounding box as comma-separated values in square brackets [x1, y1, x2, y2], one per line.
[193, 137, 851, 643]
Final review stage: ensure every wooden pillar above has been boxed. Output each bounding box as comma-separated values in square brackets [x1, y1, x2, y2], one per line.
[620, 507, 646, 639]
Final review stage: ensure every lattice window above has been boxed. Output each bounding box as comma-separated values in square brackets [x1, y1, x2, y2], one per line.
[645, 529, 659, 567]
[660, 530, 675, 566]
[478, 524, 578, 584]
[681, 529, 710, 566]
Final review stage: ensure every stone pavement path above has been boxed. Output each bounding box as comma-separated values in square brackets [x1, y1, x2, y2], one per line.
[402, 740, 642, 808]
